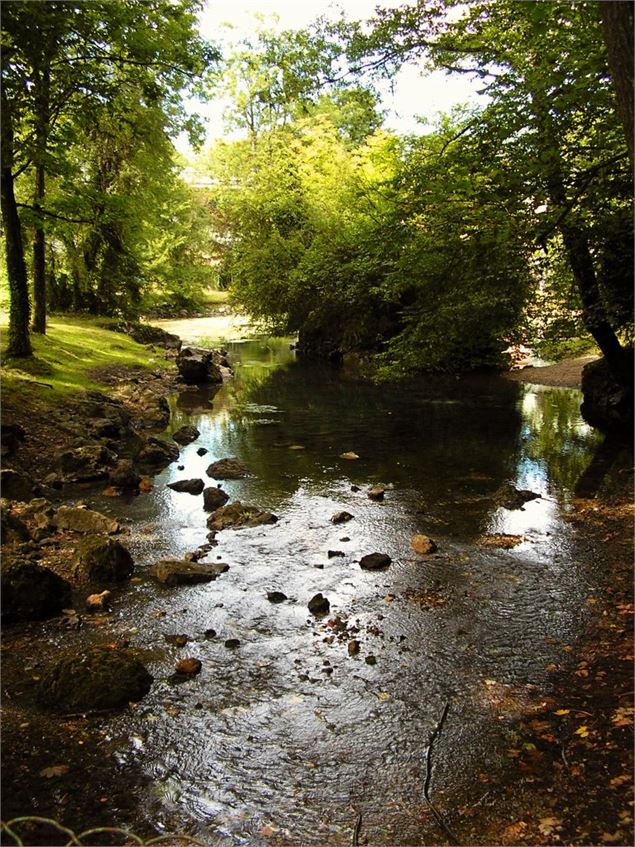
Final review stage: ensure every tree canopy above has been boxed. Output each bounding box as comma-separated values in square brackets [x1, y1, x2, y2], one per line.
[1, 0, 632, 394]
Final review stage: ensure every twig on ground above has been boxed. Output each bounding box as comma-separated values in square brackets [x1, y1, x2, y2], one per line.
[423, 701, 460, 845]
[352, 811, 362, 846]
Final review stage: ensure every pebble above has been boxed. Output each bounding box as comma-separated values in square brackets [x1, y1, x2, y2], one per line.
[267, 591, 288, 603]
[175, 657, 201, 676]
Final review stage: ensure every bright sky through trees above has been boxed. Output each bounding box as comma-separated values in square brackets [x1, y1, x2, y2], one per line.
[182, 0, 485, 148]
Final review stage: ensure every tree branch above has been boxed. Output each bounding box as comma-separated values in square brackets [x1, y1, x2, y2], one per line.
[16, 203, 94, 224]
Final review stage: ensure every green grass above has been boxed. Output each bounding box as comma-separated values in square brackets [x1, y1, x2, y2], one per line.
[0, 315, 171, 401]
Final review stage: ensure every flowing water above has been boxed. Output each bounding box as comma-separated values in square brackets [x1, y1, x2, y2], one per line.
[3, 320, 624, 846]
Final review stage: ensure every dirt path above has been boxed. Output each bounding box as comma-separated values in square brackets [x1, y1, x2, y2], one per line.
[505, 355, 598, 389]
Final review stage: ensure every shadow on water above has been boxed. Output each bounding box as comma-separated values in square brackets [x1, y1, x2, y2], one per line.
[3, 332, 622, 846]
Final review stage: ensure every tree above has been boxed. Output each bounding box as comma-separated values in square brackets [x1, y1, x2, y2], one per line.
[339, 0, 633, 387]
[0, 84, 32, 356]
[1, 0, 215, 348]
[599, 1, 634, 168]
[215, 24, 342, 146]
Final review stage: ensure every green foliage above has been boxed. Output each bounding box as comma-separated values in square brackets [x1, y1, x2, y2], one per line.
[1, 0, 218, 324]
[205, 96, 532, 372]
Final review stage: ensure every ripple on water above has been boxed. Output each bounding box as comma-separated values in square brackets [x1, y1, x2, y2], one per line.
[5, 331, 616, 843]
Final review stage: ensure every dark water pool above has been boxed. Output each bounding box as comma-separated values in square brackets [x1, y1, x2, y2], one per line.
[3, 331, 623, 846]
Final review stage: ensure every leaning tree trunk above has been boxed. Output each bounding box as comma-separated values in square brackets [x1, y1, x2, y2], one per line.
[0, 90, 32, 358]
[530, 72, 631, 390]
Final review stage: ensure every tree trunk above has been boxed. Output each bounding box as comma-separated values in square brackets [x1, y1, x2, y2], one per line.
[600, 1, 634, 169]
[530, 74, 631, 390]
[0, 91, 32, 358]
[32, 162, 47, 334]
[31, 59, 50, 334]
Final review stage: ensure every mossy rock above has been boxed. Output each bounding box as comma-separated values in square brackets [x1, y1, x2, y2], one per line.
[38, 647, 153, 712]
[76, 535, 134, 582]
[206, 501, 278, 530]
[1, 560, 72, 622]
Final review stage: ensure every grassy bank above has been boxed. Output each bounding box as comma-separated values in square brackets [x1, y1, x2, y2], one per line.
[0, 316, 172, 404]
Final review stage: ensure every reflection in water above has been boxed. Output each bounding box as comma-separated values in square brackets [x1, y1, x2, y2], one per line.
[4, 330, 622, 846]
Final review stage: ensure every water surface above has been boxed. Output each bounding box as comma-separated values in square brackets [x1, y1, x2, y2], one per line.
[3, 324, 616, 846]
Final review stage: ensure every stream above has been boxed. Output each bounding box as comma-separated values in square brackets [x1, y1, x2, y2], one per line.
[2, 319, 623, 846]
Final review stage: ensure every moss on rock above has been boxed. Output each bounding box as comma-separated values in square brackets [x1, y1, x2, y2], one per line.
[38, 646, 153, 712]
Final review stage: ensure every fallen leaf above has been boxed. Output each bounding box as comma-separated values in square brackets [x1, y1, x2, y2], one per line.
[503, 822, 527, 841]
[258, 824, 278, 836]
[40, 765, 69, 779]
[611, 707, 633, 727]
[609, 774, 631, 788]
[575, 725, 590, 737]
[554, 709, 570, 716]
[538, 817, 562, 836]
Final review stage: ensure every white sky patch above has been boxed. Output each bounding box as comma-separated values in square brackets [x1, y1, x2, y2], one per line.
[177, 0, 485, 154]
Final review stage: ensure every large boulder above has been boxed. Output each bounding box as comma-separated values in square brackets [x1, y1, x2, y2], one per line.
[206, 458, 249, 480]
[76, 535, 134, 582]
[136, 437, 179, 469]
[206, 501, 278, 531]
[55, 506, 119, 535]
[37, 646, 153, 712]
[150, 559, 229, 586]
[58, 444, 118, 482]
[0, 468, 37, 502]
[203, 486, 230, 512]
[1, 560, 72, 621]
[581, 354, 634, 434]
[177, 347, 223, 385]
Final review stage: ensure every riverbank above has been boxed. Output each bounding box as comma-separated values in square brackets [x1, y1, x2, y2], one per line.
[505, 355, 599, 389]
